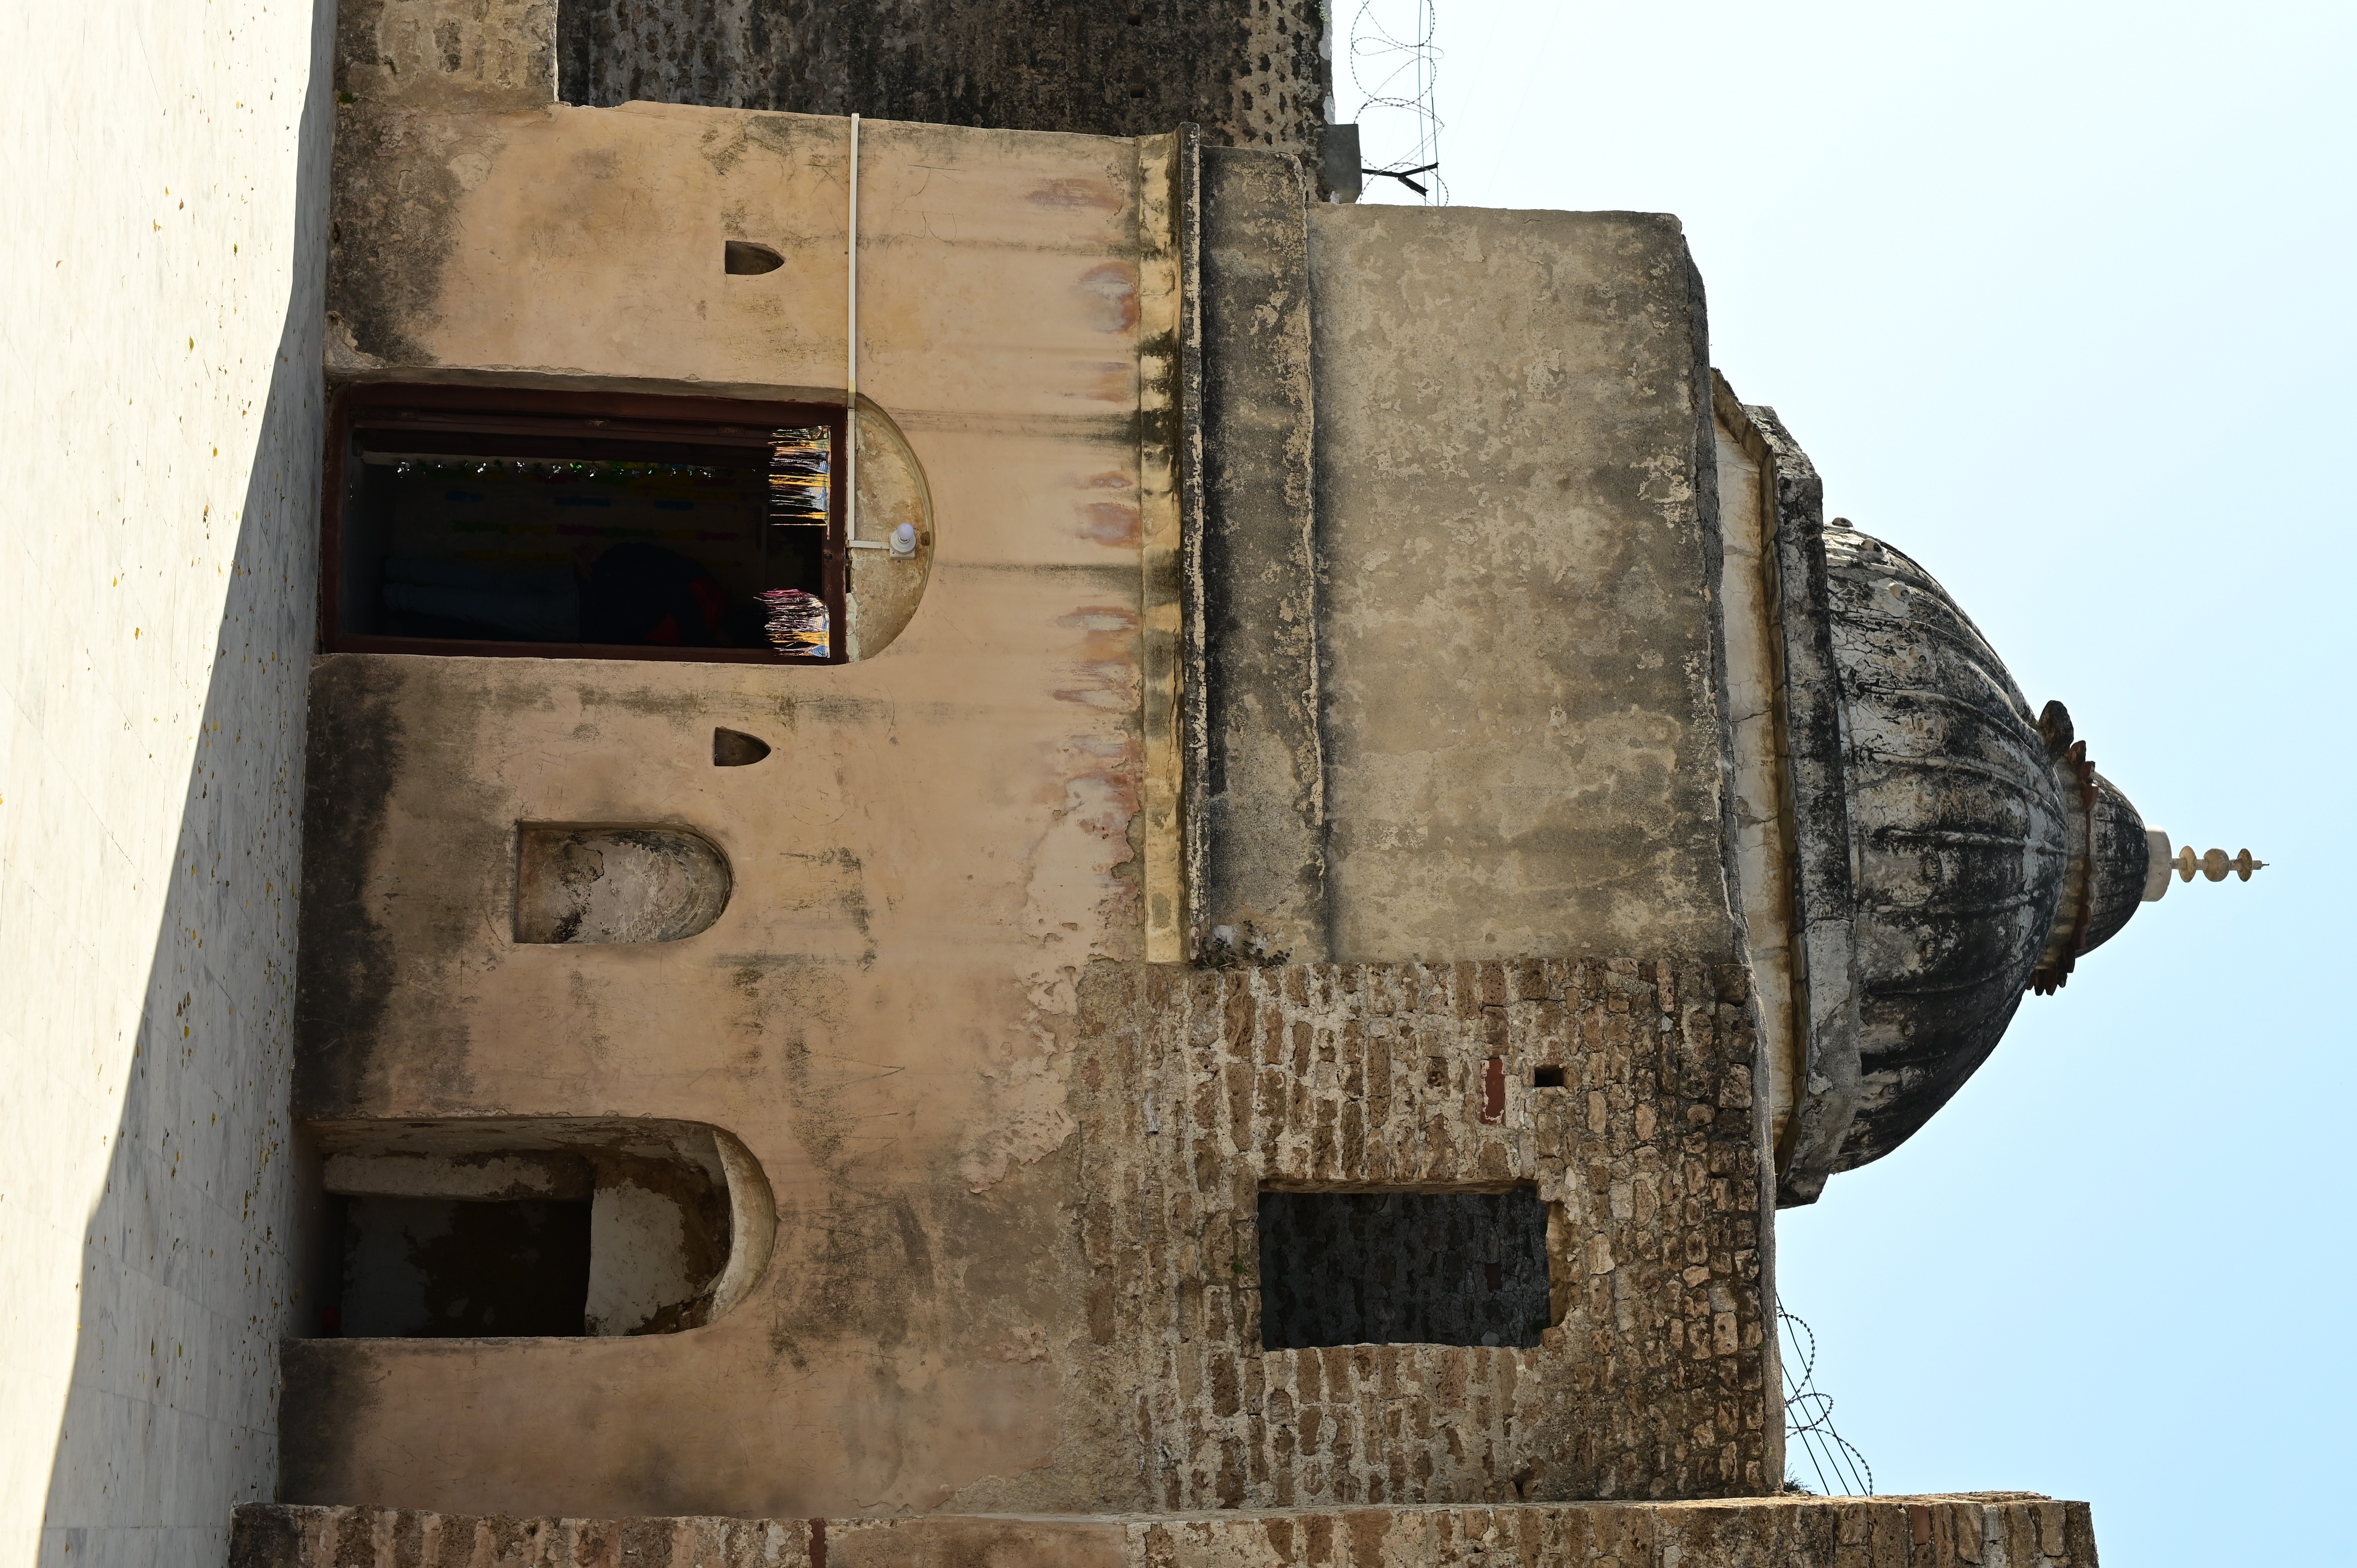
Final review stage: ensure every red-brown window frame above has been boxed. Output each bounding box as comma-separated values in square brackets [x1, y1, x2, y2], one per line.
[320, 384, 848, 664]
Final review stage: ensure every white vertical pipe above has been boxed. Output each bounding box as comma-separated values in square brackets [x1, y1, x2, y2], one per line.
[845, 113, 860, 549]
[842, 113, 880, 662]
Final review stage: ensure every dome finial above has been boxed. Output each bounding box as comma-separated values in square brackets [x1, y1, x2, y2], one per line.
[2141, 832, 2265, 901]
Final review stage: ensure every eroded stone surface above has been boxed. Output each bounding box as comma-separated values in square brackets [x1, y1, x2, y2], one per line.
[1054, 961, 1773, 1511]
[1190, 146, 1326, 963]
[553, 0, 1333, 162]
[1307, 207, 1732, 967]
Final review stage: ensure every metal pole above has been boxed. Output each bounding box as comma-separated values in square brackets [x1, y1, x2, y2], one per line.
[847, 115, 877, 552]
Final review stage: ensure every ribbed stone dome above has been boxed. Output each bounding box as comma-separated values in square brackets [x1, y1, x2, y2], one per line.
[1813, 527, 2152, 1176]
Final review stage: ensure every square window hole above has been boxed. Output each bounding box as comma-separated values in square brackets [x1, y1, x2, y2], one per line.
[1256, 1188, 1551, 1350]
[1532, 1066, 1565, 1088]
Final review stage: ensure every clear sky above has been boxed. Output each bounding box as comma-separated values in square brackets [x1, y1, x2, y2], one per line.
[1343, 2, 2356, 1560]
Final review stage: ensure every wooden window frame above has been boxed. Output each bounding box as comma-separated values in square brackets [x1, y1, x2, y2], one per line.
[321, 383, 848, 665]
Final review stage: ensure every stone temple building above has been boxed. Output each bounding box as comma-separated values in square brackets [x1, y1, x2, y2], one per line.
[10, 2, 2244, 1565]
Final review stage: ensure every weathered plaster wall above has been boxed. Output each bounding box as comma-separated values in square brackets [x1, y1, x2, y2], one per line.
[553, 0, 1334, 161]
[325, 101, 1138, 401]
[0, 2, 333, 1563]
[1307, 208, 1735, 967]
[287, 94, 1781, 1515]
[287, 108, 1161, 1519]
[233, 1495, 2104, 1568]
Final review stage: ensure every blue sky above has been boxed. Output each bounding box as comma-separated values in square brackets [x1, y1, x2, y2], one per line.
[1345, 2, 2357, 1559]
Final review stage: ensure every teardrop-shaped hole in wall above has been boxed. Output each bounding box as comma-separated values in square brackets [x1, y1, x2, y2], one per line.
[723, 240, 784, 275]
[712, 727, 772, 767]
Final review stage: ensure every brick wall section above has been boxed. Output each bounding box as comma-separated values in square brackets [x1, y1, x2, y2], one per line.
[553, 0, 1333, 160]
[232, 1499, 2101, 1568]
[1071, 959, 1772, 1508]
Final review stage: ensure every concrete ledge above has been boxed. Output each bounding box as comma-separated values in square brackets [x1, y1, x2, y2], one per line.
[232, 1496, 2097, 1568]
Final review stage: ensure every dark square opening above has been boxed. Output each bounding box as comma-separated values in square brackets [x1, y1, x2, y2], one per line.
[334, 1195, 592, 1338]
[322, 385, 845, 664]
[1256, 1188, 1552, 1350]
[1532, 1066, 1566, 1088]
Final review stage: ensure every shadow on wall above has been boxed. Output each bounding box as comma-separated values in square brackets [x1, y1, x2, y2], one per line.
[36, 51, 334, 1568]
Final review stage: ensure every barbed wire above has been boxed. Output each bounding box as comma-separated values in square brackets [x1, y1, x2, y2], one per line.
[1347, 0, 1447, 204]
[1779, 1301, 1874, 1497]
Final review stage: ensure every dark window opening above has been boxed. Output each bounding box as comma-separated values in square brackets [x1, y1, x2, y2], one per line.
[1256, 1188, 1552, 1350]
[334, 1195, 593, 1338]
[322, 386, 845, 664]
[1532, 1066, 1565, 1088]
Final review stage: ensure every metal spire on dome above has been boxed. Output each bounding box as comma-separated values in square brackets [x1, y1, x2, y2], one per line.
[2141, 834, 2265, 899]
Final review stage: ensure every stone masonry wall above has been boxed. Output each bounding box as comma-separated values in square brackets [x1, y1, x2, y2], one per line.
[232, 1497, 2102, 1568]
[553, 0, 1334, 160]
[1066, 959, 1774, 1509]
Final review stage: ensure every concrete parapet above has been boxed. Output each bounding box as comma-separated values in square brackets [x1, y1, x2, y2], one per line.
[233, 1497, 2099, 1568]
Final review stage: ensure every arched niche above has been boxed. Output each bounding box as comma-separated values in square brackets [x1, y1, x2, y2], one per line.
[304, 1117, 776, 1340]
[514, 823, 732, 945]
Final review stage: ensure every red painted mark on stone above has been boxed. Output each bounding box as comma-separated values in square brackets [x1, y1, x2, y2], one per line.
[1909, 1506, 1931, 1547]
[1077, 500, 1141, 546]
[1484, 1262, 1503, 1292]
[1074, 261, 1140, 331]
[810, 1517, 827, 1568]
[1481, 1056, 1505, 1123]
